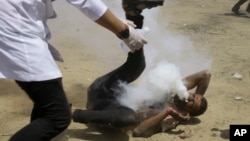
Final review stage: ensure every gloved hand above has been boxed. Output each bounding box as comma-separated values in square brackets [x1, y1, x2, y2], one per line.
[122, 21, 148, 53]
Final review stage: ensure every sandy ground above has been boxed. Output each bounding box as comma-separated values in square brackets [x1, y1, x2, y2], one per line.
[1, 0, 250, 141]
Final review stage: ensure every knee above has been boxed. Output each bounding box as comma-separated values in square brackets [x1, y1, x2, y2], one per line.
[53, 110, 71, 132]
[55, 118, 71, 132]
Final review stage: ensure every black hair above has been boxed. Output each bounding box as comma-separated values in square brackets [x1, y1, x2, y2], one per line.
[189, 96, 208, 117]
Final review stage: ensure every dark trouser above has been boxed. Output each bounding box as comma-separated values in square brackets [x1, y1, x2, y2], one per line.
[232, 0, 249, 11]
[10, 78, 71, 141]
[233, 0, 248, 8]
[86, 48, 146, 110]
[126, 14, 144, 29]
[73, 49, 146, 128]
[73, 106, 137, 128]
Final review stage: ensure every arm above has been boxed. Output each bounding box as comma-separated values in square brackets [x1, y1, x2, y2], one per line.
[133, 108, 186, 137]
[160, 109, 190, 132]
[161, 118, 180, 132]
[170, 109, 190, 121]
[95, 9, 147, 52]
[183, 70, 211, 95]
[68, 0, 147, 52]
[95, 9, 128, 37]
[133, 109, 171, 137]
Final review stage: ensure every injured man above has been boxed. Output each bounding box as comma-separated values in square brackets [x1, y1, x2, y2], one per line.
[72, 47, 211, 137]
[132, 67, 211, 137]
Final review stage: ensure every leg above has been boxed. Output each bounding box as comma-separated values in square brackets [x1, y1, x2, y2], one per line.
[82, 49, 145, 126]
[110, 48, 145, 84]
[232, 0, 248, 13]
[122, 1, 144, 28]
[183, 70, 211, 95]
[10, 78, 71, 141]
[86, 46, 145, 114]
[122, 0, 164, 28]
[88, 48, 145, 96]
[73, 106, 137, 128]
[30, 103, 42, 122]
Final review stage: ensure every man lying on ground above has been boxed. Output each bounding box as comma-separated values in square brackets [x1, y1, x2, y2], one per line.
[71, 46, 211, 134]
[72, 48, 146, 128]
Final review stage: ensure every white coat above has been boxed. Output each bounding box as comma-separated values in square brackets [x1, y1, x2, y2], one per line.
[0, 0, 107, 81]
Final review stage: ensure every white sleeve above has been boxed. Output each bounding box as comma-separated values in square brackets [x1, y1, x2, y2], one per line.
[67, 0, 108, 21]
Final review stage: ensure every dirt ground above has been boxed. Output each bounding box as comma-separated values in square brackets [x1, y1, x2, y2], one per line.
[1, 0, 250, 141]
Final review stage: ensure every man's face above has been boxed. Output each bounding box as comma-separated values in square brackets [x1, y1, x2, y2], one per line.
[175, 93, 203, 113]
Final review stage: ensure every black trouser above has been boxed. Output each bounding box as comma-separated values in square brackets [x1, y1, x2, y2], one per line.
[73, 49, 146, 128]
[232, 0, 249, 9]
[10, 78, 71, 141]
[86, 47, 146, 110]
[73, 106, 137, 128]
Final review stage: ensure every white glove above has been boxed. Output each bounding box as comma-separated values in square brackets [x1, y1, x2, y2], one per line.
[122, 21, 148, 53]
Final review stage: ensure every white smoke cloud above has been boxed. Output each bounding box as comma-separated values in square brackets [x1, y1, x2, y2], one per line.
[103, 1, 213, 111]
[117, 83, 154, 111]
[145, 61, 188, 101]
[117, 61, 189, 111]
